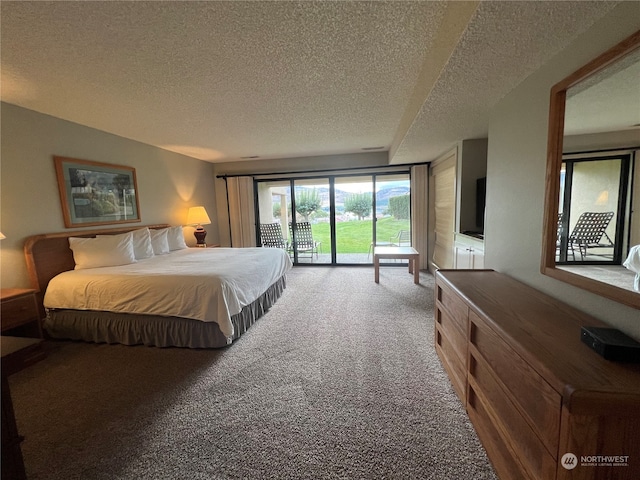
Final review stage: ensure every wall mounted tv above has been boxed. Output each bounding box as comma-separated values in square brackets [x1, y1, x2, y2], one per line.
[476, 177, 486, 231]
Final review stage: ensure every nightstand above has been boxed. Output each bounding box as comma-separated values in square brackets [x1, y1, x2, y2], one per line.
[0, 289, 43, 338]
[2, 336, 46, 480]
[191, 244, 220, 248]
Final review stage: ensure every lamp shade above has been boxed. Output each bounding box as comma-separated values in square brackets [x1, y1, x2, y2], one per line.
[187, 206, 211, 226]
[0, 232, 5, 240]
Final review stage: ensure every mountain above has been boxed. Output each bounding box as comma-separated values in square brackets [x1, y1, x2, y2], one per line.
[291, 185, 409, 206]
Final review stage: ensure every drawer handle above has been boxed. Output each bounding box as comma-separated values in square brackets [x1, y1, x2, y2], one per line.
[468, 386, 477, 409]
[469, 354, 477, 376]
[469, 322, 477, 344]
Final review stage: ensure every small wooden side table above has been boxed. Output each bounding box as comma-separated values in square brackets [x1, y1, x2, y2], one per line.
[1, 336, 46, 480]
[1, 289, 42, 338]
[374, 246, 420, 284]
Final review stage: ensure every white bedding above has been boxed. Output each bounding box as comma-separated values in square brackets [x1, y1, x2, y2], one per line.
[623, 245, 640, 292]
[44, 247, 292, 337]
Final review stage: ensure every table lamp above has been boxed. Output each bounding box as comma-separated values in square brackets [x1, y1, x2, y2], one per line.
[187, 206, 211, 247]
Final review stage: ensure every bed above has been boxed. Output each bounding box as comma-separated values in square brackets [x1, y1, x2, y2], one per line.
[24, 224, 292, 348]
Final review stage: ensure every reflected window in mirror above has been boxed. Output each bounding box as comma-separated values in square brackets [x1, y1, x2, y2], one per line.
[556, 153, 630, 265]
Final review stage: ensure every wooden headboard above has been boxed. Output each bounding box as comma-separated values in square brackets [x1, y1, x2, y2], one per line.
[24, 224, 169, 315]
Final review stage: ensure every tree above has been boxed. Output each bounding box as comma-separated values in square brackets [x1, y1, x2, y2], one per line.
[388, 194, 410, 219]
[295, 188, 322, 221]
[344, 192, 372, 220]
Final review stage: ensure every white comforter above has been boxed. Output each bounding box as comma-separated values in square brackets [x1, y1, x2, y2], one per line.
[44, 248, 292, 337]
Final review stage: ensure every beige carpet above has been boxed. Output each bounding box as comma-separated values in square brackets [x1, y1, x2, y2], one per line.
[9, 266, 497, 479]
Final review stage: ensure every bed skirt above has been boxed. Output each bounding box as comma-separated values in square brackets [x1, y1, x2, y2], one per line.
[43, 275, 287, 348]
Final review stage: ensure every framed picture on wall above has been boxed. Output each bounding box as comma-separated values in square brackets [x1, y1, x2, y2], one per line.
[54, 156, 141, 228]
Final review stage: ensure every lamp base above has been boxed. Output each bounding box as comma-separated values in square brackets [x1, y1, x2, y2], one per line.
[194, 227, 207, 247]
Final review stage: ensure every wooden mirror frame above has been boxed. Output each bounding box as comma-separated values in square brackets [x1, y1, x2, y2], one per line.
[541, 30, 640, 310]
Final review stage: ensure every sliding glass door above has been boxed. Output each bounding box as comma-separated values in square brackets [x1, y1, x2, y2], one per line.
[256, 172, 411, 265]
[334, 176, 373, 264]
[256, 179, 291, 250]
[374, 175, 411, 265]
[291, 178, 332, 264]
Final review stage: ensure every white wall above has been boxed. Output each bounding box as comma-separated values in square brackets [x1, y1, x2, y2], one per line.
[486, 3, 640, 339]
[0, 103, 218, 289]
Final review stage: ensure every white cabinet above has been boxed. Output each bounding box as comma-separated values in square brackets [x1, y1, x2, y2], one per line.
[454, 233, 484, 269]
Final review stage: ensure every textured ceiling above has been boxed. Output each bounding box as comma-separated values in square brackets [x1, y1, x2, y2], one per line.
[0, 1, 623, 165]
[565, 47, 640, 136]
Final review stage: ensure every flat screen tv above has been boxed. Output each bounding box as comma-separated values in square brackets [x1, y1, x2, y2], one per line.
[476, 177, 486, 231]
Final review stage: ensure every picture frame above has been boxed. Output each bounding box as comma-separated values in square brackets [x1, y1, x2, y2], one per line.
[54, 156, 141, 228]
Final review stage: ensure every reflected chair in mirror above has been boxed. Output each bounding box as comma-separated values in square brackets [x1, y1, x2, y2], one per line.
[567, 211, 615, 261]
[556, 212, 575, 261]
[260, 223, 289, 250]
[289, 222, 321, 260]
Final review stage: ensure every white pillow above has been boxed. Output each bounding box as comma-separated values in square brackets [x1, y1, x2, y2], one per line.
[69, 232, 137, 270]
[131, 228, 155, 259]
[98, 228, 154, 260]
[150, 228, 170, 255]
[167, 226, 188, 251]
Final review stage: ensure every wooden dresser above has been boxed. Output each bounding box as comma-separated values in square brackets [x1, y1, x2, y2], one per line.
[434, 269, 640, 480]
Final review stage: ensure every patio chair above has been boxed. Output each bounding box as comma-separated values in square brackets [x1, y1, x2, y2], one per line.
[289, 221, 321, 260]
[260, 223, 288, 250]
[391, 230, 411, 246]
[367, 229, 411, 258]
[567, 211, 615, 260]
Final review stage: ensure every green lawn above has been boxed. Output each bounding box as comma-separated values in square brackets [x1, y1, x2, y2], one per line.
[309, 217, 410, 253]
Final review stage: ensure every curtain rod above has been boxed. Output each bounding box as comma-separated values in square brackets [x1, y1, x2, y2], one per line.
[215, 160, 431, 179]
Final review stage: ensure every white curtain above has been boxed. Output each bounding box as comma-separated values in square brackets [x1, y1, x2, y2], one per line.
[411, 165, 429, 270]
[226, 176, 256, 247]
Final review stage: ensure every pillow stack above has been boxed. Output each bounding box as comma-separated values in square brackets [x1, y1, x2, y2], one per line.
[150, 226, 188, 254]
[149, 228, 170, 255]
[68, 233, 137, 270]
[69, 226, 189, 270]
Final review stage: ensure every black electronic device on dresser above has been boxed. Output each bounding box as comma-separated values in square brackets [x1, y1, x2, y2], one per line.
[581, 326, 640, 362]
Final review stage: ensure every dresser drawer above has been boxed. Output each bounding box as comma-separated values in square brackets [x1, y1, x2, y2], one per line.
[469, 351, 557, 479]
[435, 306, 467, 366]
[436, 283, 468, 333]
[435, 328, 467, 403]
[1, 294, 39, 331]
[469, 310, 561, 456]
[467, 384, 534, 480]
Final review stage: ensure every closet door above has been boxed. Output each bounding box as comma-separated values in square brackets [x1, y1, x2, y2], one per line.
[431, 150, 456, 269]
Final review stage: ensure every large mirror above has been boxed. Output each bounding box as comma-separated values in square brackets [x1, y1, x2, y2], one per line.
[542, 30, 640, 309]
